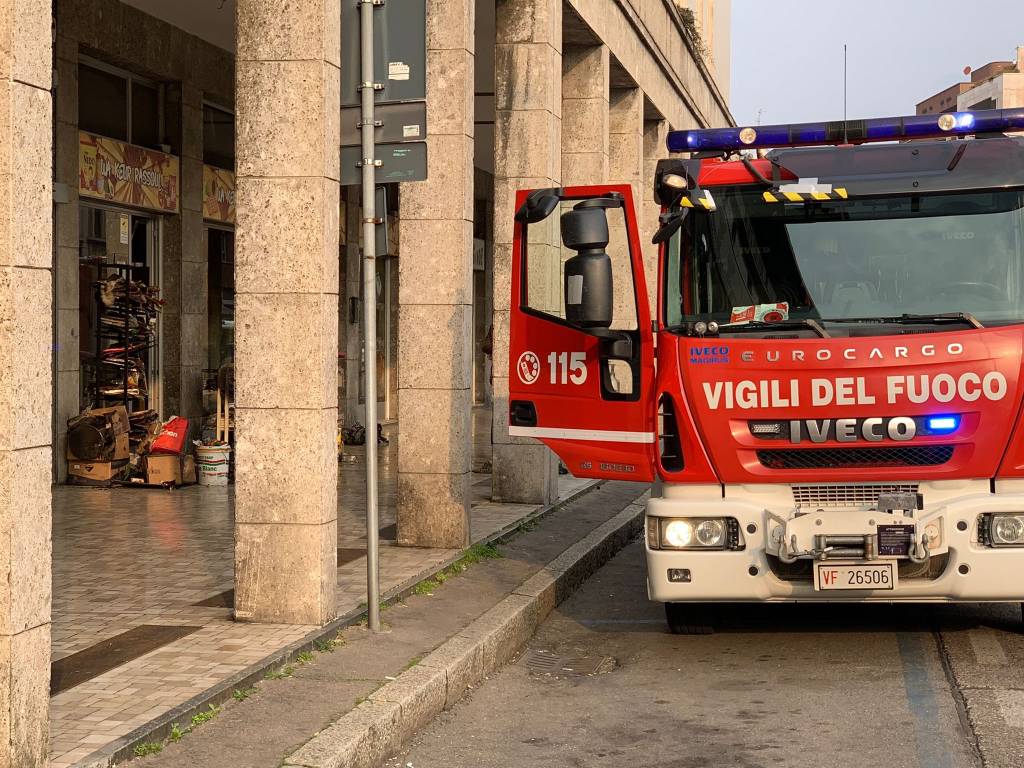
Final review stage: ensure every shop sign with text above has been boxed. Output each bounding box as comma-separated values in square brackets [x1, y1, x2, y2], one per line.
[79, 132, 179, 214]
[203, 165, 236, 224]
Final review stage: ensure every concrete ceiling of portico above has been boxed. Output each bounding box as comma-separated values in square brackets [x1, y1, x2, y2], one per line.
[122, 0, 236, 52]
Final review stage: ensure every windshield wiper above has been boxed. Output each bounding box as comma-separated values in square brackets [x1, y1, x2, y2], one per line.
[716, 318, 830, 338]
[661, 318, 830, 338]
[822, 312, 985, 329]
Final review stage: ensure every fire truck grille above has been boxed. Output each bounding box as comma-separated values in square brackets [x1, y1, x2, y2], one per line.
[757, 446, 954, 471]
[791, 483, 920, 510]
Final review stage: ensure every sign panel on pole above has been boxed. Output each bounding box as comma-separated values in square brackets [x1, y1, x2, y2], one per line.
[341, 0, 426, 107]
[341, 142, 428, 186]
[340, 102, 427, 146]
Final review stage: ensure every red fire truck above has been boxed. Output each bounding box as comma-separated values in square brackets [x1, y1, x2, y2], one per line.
[507, 108, 1024, 633]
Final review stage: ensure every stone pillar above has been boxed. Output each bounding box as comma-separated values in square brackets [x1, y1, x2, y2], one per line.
[608, 87, 644, 329]
[178, 84, 208, 421]
[642, 117, 669, 317]
[396, 0, 475, 547]
[233, 0, 340, 625]
[162, 83, 207, 421]
[54, 32, 80, 481]
[560, 45, 608, 186]
[0, 2, 53, 762]
[491, 0, 561, 504]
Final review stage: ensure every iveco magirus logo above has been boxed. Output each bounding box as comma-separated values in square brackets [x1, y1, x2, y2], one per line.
[789, 416, 915, 444]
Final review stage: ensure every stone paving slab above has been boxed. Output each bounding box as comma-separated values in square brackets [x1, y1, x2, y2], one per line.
[50, 410, 593, 767]
[52, 473, 592, 768]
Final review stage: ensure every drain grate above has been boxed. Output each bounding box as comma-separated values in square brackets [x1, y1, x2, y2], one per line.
[520, 648, 616, 677]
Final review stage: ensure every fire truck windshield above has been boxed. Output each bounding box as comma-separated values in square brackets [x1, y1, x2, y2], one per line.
[664, 188, 1024, 336]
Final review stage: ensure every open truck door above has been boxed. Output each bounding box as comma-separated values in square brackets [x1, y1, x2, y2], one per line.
[507, 185, 657, 482]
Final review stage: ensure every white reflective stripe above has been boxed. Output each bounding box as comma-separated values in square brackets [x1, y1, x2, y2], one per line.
[509, 426, 655, 443]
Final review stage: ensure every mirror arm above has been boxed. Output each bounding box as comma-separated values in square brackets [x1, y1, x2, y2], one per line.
[590, 328, 633, 360]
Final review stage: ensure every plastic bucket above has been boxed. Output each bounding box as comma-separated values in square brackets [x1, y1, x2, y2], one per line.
[196, 444, 232, 486]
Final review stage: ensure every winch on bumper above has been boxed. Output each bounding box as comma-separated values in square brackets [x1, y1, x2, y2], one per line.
[645, 480, 1024, 603]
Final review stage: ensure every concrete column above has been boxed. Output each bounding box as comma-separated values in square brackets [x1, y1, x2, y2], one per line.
[160, 82, 206, 421]
[609, 88, 643, 204]
[491, 0, 561, 504]
[642, 117, 669, 318]
[178, 83, 208, 422]
[608, 87, 644, 329]
[560, 45, 608, 186]
[0, 2, 53, 762]
[233, 0, 340, 625]
[396, 0, 475, 547]
[54, 33, 80, 481]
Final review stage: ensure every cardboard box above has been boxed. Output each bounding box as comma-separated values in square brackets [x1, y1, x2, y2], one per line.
[145, 455, 182, 486]
[67, 459, 128, 482]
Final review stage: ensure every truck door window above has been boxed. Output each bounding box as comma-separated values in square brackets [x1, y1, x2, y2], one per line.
[523, 200, 639, 332]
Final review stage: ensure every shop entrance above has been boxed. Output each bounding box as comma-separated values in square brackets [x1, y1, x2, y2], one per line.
[78, 205, 162, 415]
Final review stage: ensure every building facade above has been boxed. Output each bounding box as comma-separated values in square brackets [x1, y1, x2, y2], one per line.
[917, 46, 1024, 114]
[0, 0, 731, 762]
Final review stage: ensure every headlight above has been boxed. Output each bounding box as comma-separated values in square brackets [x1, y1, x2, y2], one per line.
[653, 517, 735, 550]
[990, 514, 1024, 546]
[663, 520, 693, 548]
[695, 519, 726, 547]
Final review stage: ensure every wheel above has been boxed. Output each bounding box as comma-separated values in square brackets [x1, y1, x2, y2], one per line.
[665, 602, 714, 635]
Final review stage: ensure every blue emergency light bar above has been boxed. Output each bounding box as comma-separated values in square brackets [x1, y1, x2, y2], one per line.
[667, 107, 1024, 153]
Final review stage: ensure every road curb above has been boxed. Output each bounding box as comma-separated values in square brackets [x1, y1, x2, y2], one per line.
[282, 495, 648, 768]
[76, 480, 603, 768]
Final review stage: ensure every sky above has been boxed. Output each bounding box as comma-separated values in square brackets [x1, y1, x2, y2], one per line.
[730, 0, 1024, 126]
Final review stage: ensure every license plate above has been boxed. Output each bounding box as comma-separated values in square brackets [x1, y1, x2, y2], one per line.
[814, 562, 896, 591]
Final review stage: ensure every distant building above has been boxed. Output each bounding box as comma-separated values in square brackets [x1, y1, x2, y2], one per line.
[917, 46, 1024, 114]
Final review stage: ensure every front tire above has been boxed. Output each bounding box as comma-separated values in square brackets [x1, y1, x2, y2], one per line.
[665, 602, 714, 635]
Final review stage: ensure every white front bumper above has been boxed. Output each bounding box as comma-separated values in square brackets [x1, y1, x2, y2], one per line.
[646, 479, 1024, 603]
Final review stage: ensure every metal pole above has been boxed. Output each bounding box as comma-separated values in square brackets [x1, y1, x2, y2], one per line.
[843, 43, 848, 143]
[359, 0, 381, 632]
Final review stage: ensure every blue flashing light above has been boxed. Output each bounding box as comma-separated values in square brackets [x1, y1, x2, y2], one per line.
[666, 107, 1024, 153]
[926, 415, 960, 434]
[956, 112, 975, 129]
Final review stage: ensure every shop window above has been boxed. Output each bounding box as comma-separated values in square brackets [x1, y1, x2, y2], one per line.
[131, 81, 161, 149]
[79, 64, 128, 141]
[79, 61, 162, 148]
[203, 104, 235, 170]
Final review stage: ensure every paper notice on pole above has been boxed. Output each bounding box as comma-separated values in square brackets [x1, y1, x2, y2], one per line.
[388, 61, 410, 81]
[402, 124, 421, 138]
[119, 214, 130, 244]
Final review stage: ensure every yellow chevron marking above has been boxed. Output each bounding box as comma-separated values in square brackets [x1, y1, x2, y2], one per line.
[811, 191, 830, 200]
[680, 197, 694, 208]
[698, 197, 714, 210]
[762, 191, 779, 203]
[834, 187, 848, 198]
[783, 191, 804, 202]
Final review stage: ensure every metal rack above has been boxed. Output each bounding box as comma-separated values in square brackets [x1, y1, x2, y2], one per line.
[93, 262, 152, 413]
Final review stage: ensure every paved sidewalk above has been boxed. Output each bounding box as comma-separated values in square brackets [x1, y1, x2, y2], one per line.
[130, 481, 649, 768]
[49, 412, 589, 767]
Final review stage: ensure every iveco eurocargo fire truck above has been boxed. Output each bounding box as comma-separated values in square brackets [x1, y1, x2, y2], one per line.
[507, 107, 1024, 633]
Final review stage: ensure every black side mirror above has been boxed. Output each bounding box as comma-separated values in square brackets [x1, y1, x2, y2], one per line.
[561, 206, 613, 329]
[515, 188, 561, 223]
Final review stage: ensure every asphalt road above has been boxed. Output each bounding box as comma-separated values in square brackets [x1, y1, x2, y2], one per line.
[389, 539, 1024, 768]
